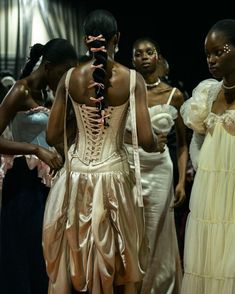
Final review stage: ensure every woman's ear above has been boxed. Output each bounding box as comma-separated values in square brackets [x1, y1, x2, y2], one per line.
[84, 36, 90, 56]
[113, 32, 120, 48]
[132, 60, 136, 68]
[43, 61, 52, 73]
[116, 32, 120, 44]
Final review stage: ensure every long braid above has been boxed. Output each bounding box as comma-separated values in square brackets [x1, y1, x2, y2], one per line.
[87, 35, 108, 125]
[84, 9, 118, 127]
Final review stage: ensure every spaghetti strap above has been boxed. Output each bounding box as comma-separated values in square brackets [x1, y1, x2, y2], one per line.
[129, 69, 143, 207]
[65, 67, 75, 91]
[167, 87, 176, 105]
[63, 67, 75, 171]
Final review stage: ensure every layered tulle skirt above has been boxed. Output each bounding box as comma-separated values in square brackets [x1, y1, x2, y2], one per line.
[182, 125, 235, 293]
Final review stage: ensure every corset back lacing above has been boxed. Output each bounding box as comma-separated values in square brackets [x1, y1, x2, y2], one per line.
[80, 104, 110, 162]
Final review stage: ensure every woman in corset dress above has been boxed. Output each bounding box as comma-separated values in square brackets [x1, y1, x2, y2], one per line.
[127, 37, 188, 294]
[180, 19, 235, 294]
[0, 38, 77, 294]
[42, 9, 162, 294]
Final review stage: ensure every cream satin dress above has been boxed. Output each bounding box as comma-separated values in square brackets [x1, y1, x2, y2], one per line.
[42, 69, 147, 294]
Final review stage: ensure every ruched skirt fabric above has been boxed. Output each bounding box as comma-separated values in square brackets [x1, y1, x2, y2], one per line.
[43, 152, 147, 294]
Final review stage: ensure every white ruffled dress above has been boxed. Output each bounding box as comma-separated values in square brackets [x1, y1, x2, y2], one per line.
[180, 79, 235, 293]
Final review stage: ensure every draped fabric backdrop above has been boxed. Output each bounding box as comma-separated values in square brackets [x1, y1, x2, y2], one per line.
[0, 0, 86, 79]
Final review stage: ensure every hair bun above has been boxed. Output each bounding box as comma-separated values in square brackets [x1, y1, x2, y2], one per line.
[29, 43, 44, 61]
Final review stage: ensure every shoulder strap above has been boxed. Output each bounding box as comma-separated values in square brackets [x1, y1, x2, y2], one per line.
[167, 87, 177, 105]
[65, 67, 75, 91]
[129, 69, 143, 207]
[64, 67, 75, 172]
[63, 67, 76, 220]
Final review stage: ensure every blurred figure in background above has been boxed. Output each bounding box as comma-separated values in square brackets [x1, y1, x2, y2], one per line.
[0, 38, 77, 294]
[127, 37, 188, 294]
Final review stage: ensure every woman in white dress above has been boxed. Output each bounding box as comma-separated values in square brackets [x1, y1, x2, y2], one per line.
[126, 38, 188, 294]
[181, 19, 235, 294]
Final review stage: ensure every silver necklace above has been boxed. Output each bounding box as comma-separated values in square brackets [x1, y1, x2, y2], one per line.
[222, 82, 235, 90]
[145, 78, 161, 88]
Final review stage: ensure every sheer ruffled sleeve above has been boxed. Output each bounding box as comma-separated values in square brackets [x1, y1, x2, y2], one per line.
[180, 79, 218, 134]
[189, 132, 205, 170]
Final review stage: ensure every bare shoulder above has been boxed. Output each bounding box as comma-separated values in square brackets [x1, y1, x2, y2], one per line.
[12, 80, 29, 95]
[3, 80, 30, 103]
[0, 79, 31, 113]
[172, 87, 184, 109]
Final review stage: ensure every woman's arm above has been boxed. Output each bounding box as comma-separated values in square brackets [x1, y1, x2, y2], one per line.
[135, 72, 164, 152]
[173, 90, 188, 207]
[0, 83, 38, 154]
[46, 72, 68, 146]
[0, 83, 62, 170]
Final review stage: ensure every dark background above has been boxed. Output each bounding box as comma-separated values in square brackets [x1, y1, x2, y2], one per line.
[75, 0, 233, 96]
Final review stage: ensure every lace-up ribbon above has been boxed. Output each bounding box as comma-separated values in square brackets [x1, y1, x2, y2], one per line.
[80, 105, 107, 161]
[86, 34, 105, 43]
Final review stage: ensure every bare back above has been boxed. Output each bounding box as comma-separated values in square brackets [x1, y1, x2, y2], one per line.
[68, 59, 131, 107]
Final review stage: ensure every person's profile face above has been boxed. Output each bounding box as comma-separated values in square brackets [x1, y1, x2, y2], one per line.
[205, 31, 235, 79]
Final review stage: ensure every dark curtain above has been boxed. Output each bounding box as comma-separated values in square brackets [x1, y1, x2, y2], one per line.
[38, 0, 86, 55]
[0, 0, 34, 78]
[0, 0, 86, 79]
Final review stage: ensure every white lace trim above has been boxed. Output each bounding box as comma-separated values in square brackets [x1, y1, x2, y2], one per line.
[205, 111, 235, 129]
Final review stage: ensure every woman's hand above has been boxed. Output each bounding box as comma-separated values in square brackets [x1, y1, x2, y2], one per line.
[173, 183, 186, 207]
[156, 133, 167, 153]
[35, 146, 63, 172]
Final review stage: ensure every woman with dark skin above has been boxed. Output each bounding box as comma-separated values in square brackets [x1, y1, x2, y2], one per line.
[42, 9, 161, 294]
[129, 37, 188, 294]
[181, 19, 235, 293]
[0, 38, 77, 294]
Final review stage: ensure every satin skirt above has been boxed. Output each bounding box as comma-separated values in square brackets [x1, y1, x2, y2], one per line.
[43, 151, 147, 294]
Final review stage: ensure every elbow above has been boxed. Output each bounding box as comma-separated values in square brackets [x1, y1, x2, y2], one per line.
[140, 134, 158, 153]
[141, 142, 157, 153]
[46, 130, 61, 147]
[140, 138, 158, 153]
[46, 132, 54, 147]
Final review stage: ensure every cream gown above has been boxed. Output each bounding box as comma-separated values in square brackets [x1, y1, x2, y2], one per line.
[42, 69, 147, 294]
[181, 79, 235, 293]
[126, 88, 182, 294]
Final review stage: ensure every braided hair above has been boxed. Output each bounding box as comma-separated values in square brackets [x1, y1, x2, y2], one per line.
[83, 9, 118, 126]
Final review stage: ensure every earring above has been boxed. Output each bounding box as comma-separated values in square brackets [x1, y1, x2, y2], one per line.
[115, 45, 119, 54]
